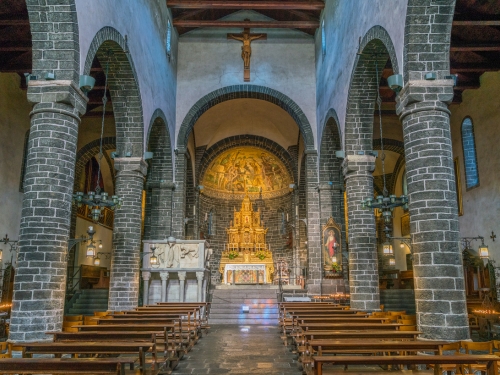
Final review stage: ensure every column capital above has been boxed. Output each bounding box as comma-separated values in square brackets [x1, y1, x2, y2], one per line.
[196, 271, 204, 281]
[159, 272, 169, 281]
[177, 271, 187, 281]
[342, 155, 376, 178]
[114, 157, 148, 177]
[27, 80, 88, 117]
[142, 271, 151, 281]
[396, 79, 454, 121]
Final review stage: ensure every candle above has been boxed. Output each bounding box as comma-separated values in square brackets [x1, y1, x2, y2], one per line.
[89, 226, 93, 231]
[193, 205, 196, 216]
[296, 205, 299, 216]
[205, 212, 208, 221]
[286, 213, 289, 221]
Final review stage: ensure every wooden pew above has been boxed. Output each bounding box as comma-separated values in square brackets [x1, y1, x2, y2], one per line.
[19, 342, 155, 373]
[0, 357, 135, 375]
[312, 354, 499, 375]
[302, 339, 448, 372]
[299, 322, 401, 332]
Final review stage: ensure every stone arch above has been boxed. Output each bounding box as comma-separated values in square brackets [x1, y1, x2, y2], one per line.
[344, 25, 400, 154]
[198, 135, 296, 187]
[26, 1, 80, 82]
[83, 27, 144, 157]
[404, 0, 456, 82]
[372, 138, 406, 196]
[319, 109, 342, 183]
[144, 109, 174, 240]
[177, 85, 315, 152]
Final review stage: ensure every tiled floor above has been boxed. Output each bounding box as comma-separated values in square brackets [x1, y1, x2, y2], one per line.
[173, 325, 302, 374]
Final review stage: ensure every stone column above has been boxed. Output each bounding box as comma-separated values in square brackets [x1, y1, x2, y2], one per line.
[108, 158, 147, 311]
[9, 81, 87, 342]
[142, 271, 151, 306]
[172, 150, 187, 239]
[178, 271, 187, 302]
[343, 155, 380, 311]
[304, 151, 322, 295]
[397, 80, 469, 341]
[160, 272, 169, 303]
[196, 272, 204, 302]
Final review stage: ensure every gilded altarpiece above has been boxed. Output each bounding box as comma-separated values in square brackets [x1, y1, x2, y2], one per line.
[219, 195, 274, 284]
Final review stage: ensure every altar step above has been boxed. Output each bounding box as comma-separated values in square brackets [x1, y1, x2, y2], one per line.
[208, 288, 279, 325]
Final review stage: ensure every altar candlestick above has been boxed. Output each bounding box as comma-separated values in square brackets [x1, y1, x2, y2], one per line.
[193, 205, 196, 216]
[286, 213, 289, 222]
[296, 205, 298, 216]
[205, 212, 208, 221]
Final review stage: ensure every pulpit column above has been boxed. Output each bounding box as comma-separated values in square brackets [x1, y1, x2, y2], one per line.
[196, 272, 204, 302]
[178, 271, 187, 302]
[160, 272, 169, 302]
[142, 271, 151, 306]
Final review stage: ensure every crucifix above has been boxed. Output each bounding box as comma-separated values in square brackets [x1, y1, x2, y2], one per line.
[228, 23, 267, 82]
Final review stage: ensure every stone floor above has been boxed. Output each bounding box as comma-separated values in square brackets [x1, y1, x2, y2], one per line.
[174, 325, 302, 374]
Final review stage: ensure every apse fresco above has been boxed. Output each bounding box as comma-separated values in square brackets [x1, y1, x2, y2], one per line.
[202, 147, 292, 199]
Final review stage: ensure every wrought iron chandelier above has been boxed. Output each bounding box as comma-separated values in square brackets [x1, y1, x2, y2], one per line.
[73, 53, 123, 222]
[362, 57, 408, 224]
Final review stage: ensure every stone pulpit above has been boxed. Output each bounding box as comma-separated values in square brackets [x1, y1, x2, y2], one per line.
[219, 194, 274, 284]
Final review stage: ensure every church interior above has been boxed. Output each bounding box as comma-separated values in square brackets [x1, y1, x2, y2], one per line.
[0, 0, 500, 373]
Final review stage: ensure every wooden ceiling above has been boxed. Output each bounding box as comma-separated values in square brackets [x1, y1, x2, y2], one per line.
[0, 0, 498, 115]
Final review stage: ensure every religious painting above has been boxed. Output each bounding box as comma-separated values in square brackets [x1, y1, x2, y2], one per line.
[322, 217, 342, 267]
[401, 213, 410, 237]
[454, 157, 464, 216]
[201, 146, 292, 199]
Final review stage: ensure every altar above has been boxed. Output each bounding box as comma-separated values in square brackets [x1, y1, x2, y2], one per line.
[219, 194, 274, 284]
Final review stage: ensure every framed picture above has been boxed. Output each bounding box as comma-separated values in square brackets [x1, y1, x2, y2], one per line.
[322, 217, 342, 267]
[401, 212, 410, 237]
[454, 157, 464, 216]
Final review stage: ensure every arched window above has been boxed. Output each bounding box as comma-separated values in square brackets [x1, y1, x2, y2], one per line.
[461, 117, 479, 189]
[166, 19, 172, 60]
[321, 19, 326, 57]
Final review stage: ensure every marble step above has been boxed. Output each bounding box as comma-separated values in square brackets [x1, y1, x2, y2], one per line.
[208, 318, 278, 325]
[209, 306, 278, 314]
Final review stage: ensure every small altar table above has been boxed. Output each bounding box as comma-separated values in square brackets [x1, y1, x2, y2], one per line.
[224, 264, 267, 285]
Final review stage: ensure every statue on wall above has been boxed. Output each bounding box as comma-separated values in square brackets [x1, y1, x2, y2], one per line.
[227, 23, 267, 82]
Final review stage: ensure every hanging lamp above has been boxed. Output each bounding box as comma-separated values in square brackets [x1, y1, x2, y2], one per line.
[362, 57, 408, 223]
[73, 52, 123, 222]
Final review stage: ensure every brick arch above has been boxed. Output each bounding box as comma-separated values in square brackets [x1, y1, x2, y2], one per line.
[197, 135, 296, 187]
[146, 109, 173, 183]
[83, 27, 144, 157]
[344, 26, 400, 154]
[26, 1, 80, 82]
[177, 85, 315, 152]
[404, 0, 456, 82]
[319, 109, 342, 183]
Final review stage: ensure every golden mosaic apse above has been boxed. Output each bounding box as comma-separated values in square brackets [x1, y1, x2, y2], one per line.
[201, 147, 292, 199]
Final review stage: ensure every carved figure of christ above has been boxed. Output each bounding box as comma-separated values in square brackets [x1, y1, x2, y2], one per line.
[228, 27, 267, 81]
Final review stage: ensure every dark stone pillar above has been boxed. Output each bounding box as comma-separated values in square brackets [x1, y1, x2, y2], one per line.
[108, 158, 147, 311]
[304, 152, 322, 295]
[172, 150, 187, 239]
[397, 80, 469, 341]
[343, 155, 380, 311]
[145, 181, 175, 240]
[9, 81, 86, 342]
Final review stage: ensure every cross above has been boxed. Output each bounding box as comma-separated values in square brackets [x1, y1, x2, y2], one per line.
[228, 22, 267, 82]
[491, 231, 496, 242]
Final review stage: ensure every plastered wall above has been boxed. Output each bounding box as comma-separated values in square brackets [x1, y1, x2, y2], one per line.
[450, 72, 500, 264]
[176, 10, 317, 148]
[0, 74, 32, 271]
[316, 0, 407, 146]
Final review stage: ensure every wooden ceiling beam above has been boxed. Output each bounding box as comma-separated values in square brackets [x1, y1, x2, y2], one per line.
[0, 19, 29, 26]
[450, 44, 500, 52]
[167, 1, 325, 10]
[173, 20, 319, 29]
[453, 20, 500, 26]
[0, 46, 31, 52]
